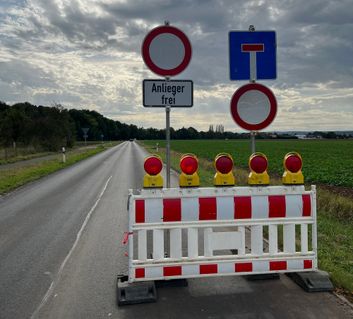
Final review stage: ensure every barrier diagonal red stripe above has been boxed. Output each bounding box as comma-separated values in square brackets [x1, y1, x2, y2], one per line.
[270, 261, 287, 271]
[234, 196, 252, 219]
[135, 200, 145, 223]
[200, 264, 218, 274]
[304, 260, 313, 269]
[302, 194, 311, 216]
[199, 197, 217, 220]
[164, 266, 182, 276]
[235, 262, 253, 272]
[135, 268, 145, 278]
[163, 198, 181, 222]
[269, 195, 286, 218]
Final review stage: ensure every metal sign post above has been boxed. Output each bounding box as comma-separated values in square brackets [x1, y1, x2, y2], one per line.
[249, 25, 257, 153]
[250, 132, 256, 154]
[166, 105, 171, 188]
[142, 21, 192, 188]
[82, 127, 89, 146]
[229, 25, 277, 155]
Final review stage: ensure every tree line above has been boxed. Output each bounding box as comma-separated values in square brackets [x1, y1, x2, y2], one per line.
[0, 102, 350, 152]
[0, 102, 250, 151]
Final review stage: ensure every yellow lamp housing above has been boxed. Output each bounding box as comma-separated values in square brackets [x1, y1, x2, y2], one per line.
[143, 174, 163, 188]
[179, 154, 200, 187]
[213, 153, 235, 186]
[179, 172, 200, 187]
[248, 152, 270, 185]
[143, 155, 164, 188]
[282, 152, 304, 185]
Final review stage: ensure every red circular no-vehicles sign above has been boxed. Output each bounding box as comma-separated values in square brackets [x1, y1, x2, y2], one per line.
[230, 83, 277, 131]
[142, 25, 192, 77]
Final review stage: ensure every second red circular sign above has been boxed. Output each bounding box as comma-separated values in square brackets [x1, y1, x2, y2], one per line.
[230, 83, 277, 131]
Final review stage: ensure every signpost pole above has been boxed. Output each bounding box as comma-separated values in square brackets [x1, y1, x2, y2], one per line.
[249, 25, 256, 154]
[82, 128, 89, 146]
[142, 21, 192, 189]
[250, 131, 256, 153]
[166, 105, 171, 188]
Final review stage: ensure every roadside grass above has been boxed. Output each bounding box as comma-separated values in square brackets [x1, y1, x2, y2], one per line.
[0, 143, 119, 194]
[141, 142, 353, 295]
[0, 150, 53, 165]
[0, 141, 111, 165]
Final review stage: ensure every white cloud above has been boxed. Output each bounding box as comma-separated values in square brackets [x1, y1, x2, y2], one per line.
[0, 0, 352, 131]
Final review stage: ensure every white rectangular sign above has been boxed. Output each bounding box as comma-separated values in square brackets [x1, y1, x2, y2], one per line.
[143, 79, 193, 107]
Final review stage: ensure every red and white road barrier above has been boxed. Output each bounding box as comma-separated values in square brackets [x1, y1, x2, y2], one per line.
[126, 185, 317, 283]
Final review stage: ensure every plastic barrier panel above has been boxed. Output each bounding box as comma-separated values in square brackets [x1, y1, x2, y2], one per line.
[126, 185, 317, 283]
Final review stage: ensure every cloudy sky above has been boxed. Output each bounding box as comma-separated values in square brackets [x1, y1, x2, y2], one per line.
[0, 0, 353, 131]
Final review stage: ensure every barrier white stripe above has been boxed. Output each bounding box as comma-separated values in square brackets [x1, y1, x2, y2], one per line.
[269, 224, 278, 254]
[219, 262, 234, 274]
[288, 259, 302, 269]
[181, 197, 199, 221]
[153, 229, 164, 259]
[204, 228, 213, 257]
[284, 224, 296, 253]
[146, 267, 162, 278]
[187, 228, 198, 258]
[170, 229, 182, 258]
[253, 260, 269, 272]
[252, 196, 269, 219]
[285, 195, 302, 217]
[146, 198, 162, 223]
[238, 226, 246, 256]
[216, 196, 234, 220]
[251, 225, 263, 255]
[138, 230, 147, 260]
[301, 224, 308, 253]
[182, 264, 199, 276]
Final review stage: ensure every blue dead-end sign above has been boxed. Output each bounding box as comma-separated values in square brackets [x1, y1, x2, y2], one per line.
[229, 31, 276, 80]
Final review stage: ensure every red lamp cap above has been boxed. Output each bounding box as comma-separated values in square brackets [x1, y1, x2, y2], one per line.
[215, 154, 233, 174]
[249, 153, 268, 174]
[284, 153, 302, 173]
[180, 154, 198, 175]
[144, 155, 163, 175]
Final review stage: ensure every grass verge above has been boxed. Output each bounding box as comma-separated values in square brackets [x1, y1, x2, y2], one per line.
[0, 143, 119, 194]
[141, 142, 353, 298]
[0, 152, 54, 165]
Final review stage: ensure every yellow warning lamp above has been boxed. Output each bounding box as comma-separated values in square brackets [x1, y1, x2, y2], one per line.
[213, 153, 235, 186]
[179, 154, 200, 187]
[143, 155, 163, 188]
[248, 152, 270, 185]
[282, 152, 304, 185]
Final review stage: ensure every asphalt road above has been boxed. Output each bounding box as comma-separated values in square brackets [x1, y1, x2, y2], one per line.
[0, 141, 351, 319]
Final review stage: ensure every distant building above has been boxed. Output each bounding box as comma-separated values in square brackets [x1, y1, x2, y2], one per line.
[295, 134, 307, 139]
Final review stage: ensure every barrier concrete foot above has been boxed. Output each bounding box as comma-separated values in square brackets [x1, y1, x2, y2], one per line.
[287, 271, 334, 292]
[117, 275, 157, 306]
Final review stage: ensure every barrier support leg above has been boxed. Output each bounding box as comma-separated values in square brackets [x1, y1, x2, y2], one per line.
[287, 271, 333, 292]
[116, 275, 157, 306]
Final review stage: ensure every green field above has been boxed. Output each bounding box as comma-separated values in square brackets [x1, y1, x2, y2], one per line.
[143, 139, 353, 187]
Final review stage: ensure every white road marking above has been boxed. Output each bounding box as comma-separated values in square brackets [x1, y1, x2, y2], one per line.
[31, 176, 112, 319]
